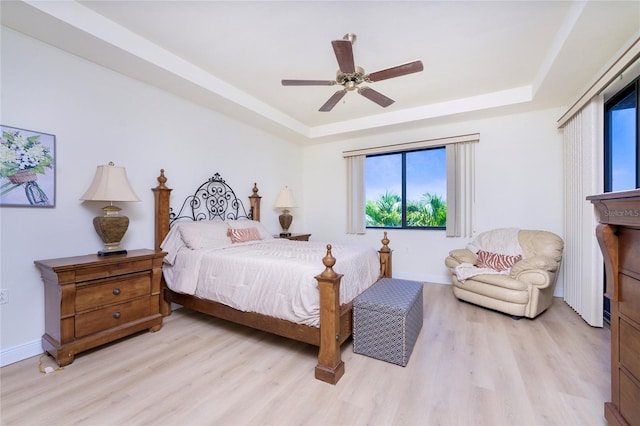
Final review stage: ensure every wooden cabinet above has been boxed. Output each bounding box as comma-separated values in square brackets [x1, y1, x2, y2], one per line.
[276, 233, 311, 241]
[34, 249, 165, 366]
[588, 189, 640, 426]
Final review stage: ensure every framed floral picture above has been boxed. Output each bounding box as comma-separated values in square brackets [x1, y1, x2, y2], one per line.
[0, 125, 56, 207]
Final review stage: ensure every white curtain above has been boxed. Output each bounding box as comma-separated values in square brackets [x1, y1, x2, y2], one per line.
[346, 155, 366, 234]
[446, 142, 475, 238]
[345, 134, 478, 236]
[561, 96, 604, 327]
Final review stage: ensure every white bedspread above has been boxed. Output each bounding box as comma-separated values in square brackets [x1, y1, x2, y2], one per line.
[162, 238, 380, 327]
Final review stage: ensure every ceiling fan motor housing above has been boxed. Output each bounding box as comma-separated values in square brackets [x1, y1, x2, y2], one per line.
[337, 66, 365, 91]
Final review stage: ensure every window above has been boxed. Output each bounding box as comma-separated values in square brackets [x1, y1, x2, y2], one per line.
[605, 77, 640, 192]
[344, 133, 478, 237]
[365, 147, 446, 229]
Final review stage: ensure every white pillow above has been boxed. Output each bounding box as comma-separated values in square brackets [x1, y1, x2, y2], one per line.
[177, 221, 232, 249]
[226, 219, 273, 240]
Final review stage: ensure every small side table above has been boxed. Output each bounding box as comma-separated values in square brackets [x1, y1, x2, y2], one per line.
[34, 249, 165, 366]
[275, 233, 311, 241]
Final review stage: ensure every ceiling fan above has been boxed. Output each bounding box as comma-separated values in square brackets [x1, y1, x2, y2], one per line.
[282, 33, 423, 112]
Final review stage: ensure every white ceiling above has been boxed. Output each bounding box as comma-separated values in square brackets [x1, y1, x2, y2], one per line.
[1, 1, 639, 143]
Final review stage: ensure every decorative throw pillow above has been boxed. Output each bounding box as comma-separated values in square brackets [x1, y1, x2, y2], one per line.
[226, 219, 273, 240]
[475, 250, 522, 272]
[228, 227, 262, 243]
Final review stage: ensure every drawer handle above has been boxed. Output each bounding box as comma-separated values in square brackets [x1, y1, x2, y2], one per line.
[113, 311, 121, 319]
[112, 288, 121, 296]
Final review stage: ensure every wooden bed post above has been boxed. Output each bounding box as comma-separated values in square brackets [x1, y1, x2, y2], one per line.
[249, 183, 261, 222]
[379, 231, 392, 278]
[152, 169, 172, 252]
[314, 245, 345, 385]
[152, 169, 172, 316]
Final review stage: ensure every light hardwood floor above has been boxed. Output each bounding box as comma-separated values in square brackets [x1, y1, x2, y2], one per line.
[1, 283, 610, 426]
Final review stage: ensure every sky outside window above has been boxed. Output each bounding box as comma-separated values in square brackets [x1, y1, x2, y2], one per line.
[365, 148, 446, 204]
[609, 92, 637, 191]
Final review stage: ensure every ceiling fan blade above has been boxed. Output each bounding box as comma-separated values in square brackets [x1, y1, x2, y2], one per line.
[319, 89, 347, 112]
[282, 79, 335, 86]
[358, 87, 394, 108]
[367, 60, 424, 82]
[331, 40, 356, 74]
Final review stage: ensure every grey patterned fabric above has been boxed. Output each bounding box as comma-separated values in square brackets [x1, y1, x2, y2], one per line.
[353, 278, 423, 366]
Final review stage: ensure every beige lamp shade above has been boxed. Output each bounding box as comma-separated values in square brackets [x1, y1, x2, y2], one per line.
[80, 162, 139, 256]
[80, 162, 140, 202]
[275, 187, 297, 236]
[274, 187, 297, 208]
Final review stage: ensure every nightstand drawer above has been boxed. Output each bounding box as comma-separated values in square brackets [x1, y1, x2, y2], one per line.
[75, 259, 153, 282]
[620, 318, 640, 382]
[75, 272, 151, 312]
[75, 297, 153, 338]
[620, 228, 640, 276]
[620, 274, 640, 326]
[619, 370, 640, 426]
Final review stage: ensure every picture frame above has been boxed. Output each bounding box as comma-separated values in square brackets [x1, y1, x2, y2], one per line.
[1, 125, 56, 207]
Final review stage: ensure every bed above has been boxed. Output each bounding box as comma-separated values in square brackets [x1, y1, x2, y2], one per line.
[152, 169, 392, 384]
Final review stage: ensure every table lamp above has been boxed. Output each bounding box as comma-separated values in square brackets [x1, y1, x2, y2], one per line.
[80, 162, 140, 256]
[274, 187, 297, 237]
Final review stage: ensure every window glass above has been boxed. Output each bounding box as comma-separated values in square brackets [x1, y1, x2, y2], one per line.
[406, 149, 447, 227]
[605, 81, 639, 192]
[365, 153, 402, 227]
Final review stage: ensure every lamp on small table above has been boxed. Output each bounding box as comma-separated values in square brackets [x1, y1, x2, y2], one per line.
[274, 187, 297, 237]
[80, 162, 140, 256]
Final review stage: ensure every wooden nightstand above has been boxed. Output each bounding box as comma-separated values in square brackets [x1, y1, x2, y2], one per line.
[276, 233, 311, 241]
[34, 249, 165, 367]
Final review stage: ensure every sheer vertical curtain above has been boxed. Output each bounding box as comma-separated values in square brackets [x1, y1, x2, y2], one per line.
[561, 96, 605, 327]
[346, 155, 366, 234]
[446, 142, 475, 238]
[344, 134, 478, 236]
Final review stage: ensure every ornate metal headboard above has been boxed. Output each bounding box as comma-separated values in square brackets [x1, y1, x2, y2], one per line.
[169, 173, 254, 225]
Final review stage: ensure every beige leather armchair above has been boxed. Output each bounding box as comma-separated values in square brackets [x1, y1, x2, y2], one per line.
[445, 229, 564, 319]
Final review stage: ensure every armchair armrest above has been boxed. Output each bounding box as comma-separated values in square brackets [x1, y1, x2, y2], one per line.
[447, 248, 477, 265]
[510, 256, 559, 288]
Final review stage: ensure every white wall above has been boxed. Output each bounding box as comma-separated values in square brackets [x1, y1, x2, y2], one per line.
[301, 107, 565, 286]
[0, 28, 302, 364]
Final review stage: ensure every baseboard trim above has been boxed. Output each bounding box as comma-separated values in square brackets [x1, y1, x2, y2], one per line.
[1, 339, 43, 367]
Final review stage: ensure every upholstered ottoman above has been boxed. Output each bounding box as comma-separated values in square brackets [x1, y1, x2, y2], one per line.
[353, 278, 423, 366]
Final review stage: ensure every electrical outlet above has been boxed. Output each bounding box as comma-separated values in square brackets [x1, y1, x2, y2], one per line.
[0, 289, 8, 304]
